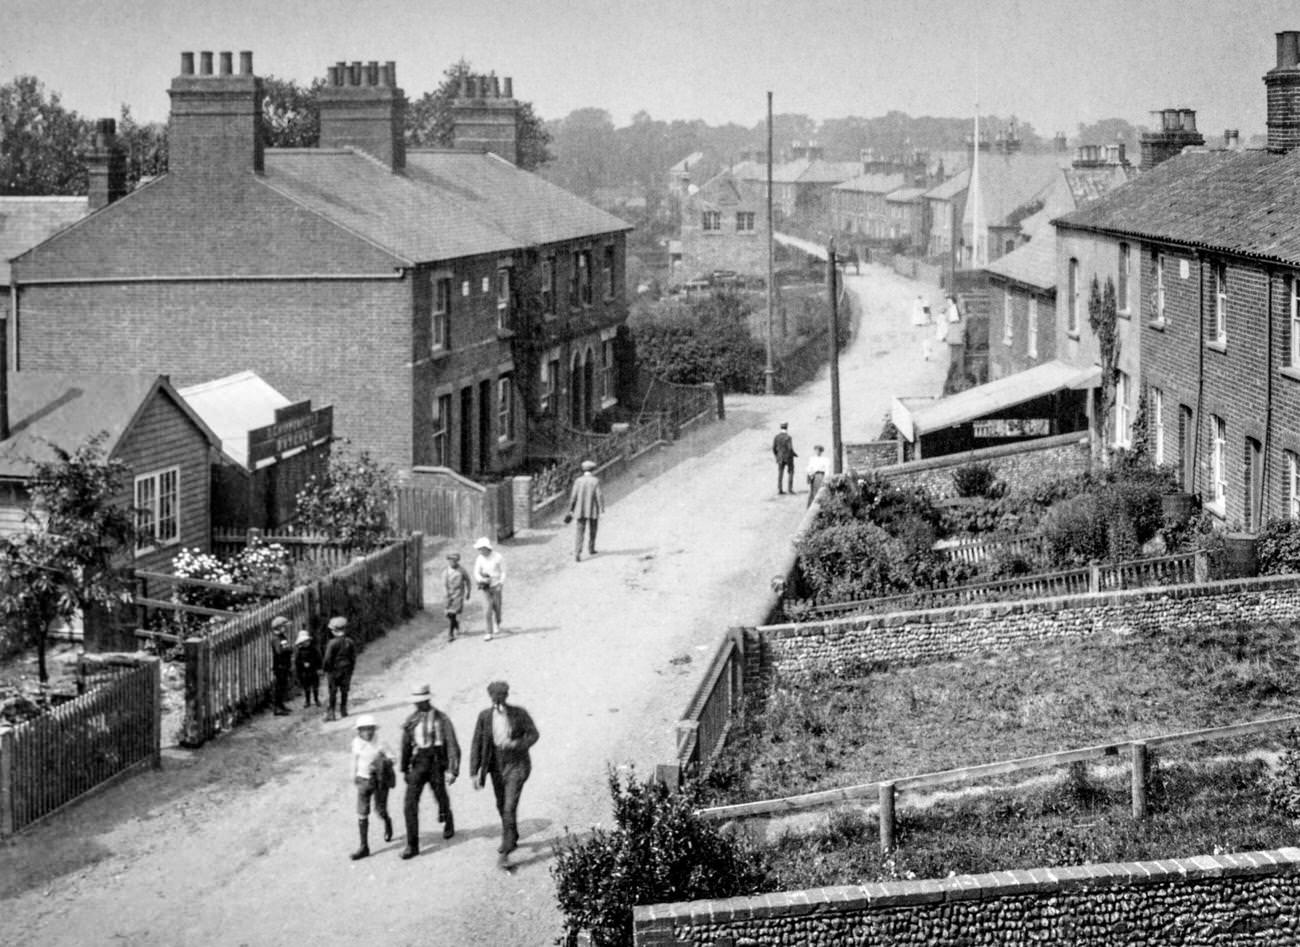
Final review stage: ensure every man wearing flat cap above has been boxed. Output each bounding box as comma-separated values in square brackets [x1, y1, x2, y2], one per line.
[321, 616, 356, 721]
[566, 459, 605, 562]
[399, 684, 460, 859]
[470, 680, 539, 866]
[270, 617, 294, 716]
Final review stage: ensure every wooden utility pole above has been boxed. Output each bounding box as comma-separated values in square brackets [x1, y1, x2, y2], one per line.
[827, 241, 842, 474]
[764, 91, 775, 395]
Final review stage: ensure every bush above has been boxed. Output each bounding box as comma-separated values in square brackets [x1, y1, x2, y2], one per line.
[1038, 494, 1107, 564]
[795, 520, 907, 604]
[1266, 730, 1300, 820]
[629, 293, 766, 393]
[552, 769, 768, 946]
[1258, 518, 1300, 574]
[951, 462, 1000, 499]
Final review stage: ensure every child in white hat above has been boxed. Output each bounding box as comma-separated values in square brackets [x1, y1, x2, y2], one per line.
[350, 714, 394, 860]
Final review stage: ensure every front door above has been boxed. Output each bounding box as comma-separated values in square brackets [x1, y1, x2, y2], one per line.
[459, 387, 473, 477]
[478, 379, 492, 474]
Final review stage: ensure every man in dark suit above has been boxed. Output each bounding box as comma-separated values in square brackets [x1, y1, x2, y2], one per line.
[772, 422, 797, 494]
[398, 684, 460, 859]
[470, 680, 539, 867]
[566, 459, 605, 562]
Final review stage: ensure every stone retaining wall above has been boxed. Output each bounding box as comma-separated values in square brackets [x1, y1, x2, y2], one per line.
[865, 431, 1090, 498]
[633, 848, 1300, 946]
[755, 574, 1300, 677]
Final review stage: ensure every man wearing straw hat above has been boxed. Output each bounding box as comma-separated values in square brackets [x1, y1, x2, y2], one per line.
[321, 616, 356, 721]
[565, 460, 605, 562]
[399, 684, 460, 859]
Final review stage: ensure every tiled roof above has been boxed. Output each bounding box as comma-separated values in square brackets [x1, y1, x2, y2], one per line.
[265, 149, 630, 263]
[886, 187, 926, 203]
[0, 197, 88, 282]
[0, 372, 215, 479]
[925, 168, 970, 200]
[772, 158, 861, 185]
[970, 153, 1067, 225]
[1054, 148, 1300, 264]
[834, 172, 906, 194]
[985, 223, 1057, 289]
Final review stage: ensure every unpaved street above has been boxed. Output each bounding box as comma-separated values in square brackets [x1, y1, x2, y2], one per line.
[0, 264, 945, 946]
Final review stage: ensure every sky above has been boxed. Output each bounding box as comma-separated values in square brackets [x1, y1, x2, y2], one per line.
[3, 0, 1297, 141]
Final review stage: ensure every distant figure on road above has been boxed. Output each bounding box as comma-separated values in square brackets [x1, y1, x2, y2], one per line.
[910, 294, 931, 326]
[270, 617, 293, 716]
[293, 627, 321, 709]
[772, 422, 797, 495]
[473, 537, 506, 641]
[805, 444, 831, 507]
[566, 460, 605, 561]
[399, 684, 460, 859]
[442, 551, 471, 641]
[470, 680, 539, 868]
[321, 616, 356, 721]
[945, 294, 962, 325]
[348, 714, 394, 861]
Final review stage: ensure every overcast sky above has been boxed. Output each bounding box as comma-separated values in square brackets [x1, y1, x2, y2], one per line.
[3, 0, 1296, 139]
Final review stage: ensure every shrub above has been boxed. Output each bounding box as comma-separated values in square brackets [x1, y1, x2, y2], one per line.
[1038, 494, 1107, 564]
[794, 520, 909, 604]
[1258, 518, 1300, 574]
[1266, 730, 1300, 820]
[629, 293, 766, 393]
[552, 769, 768, 946]
[951, 461, 999, 499]
[295, 447, 396, 549]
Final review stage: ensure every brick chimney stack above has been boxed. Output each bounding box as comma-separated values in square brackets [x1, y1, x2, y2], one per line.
[167, 50, 263, 177]
[318, 60, 406, 170]
[1139, 108, 1204, 170]
[1265, 30, 1300, 152]
[451, 71, 519, 164]
[85, 117, 128, 210]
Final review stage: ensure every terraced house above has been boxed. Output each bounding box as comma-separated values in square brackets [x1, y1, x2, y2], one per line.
[10, 52, 631, 478]
[1056, 30, 1300, 529]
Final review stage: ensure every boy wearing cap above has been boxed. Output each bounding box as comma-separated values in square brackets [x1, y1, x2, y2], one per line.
[349, 714, 394, 860]
[399, 684, 460, 859]
[470, 680, 539, 865]
[293, 627, 322, 709]
[270, 617, 294, 715]
[472, 538, 506, 641]
[566, 460, 605, 562]
[442, 552, 471, 641]
[321, 616, 357, 721]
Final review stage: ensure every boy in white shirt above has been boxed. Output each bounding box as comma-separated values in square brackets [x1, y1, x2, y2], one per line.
[350, 714, 394, 860]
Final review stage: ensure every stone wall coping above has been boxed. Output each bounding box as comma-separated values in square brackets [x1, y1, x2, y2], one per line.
[631, 848, 1300, 926]
[760, 572, 1300, 637]
[866, 431, 1088, 478]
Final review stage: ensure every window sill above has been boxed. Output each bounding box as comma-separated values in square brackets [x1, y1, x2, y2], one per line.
[601, 396, 618, 410]
[1281, 367, 1300, 383]
[497, 438, 518, 450]
[1205, 339, 1227, 354]
[1206, 500, 1226, 521]
[495, 329, 516, 340]
[430, 349, 451, 362]
[1066, 331, 1080, 341]
[1147, 319, 1167, 331]
[1118, 308, 1132, 320]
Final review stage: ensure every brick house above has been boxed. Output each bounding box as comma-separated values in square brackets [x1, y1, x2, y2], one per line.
[1055, 30, 1300, 529]
[0, 372, 218, 574]
[884, 187, 926, 253]
[985, 225, 1057, 381]
[830, 172, 906, 240]
[10, 53, 631, 478]
[677, 167, 767, 283]
[962, 153, 1065, 266]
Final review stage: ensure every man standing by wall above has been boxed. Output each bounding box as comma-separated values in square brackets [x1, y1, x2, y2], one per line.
[472, 538, 506, 641]
[399, 684, 460, 860]
[470, 680, 539, 868]
[772, 422, 796, 495]
[566, 460, 605, 562]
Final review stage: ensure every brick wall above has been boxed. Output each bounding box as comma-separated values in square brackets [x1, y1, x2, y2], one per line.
[987, 277, 1056, 380]
[843, 439, 901, 470]
[756, 574, 1300, 677]
[863, 431, 1090, 498]
[634, 848, 1300, 946]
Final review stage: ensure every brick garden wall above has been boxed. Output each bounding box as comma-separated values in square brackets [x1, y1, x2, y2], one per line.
[861, 431, 1090, 499]
[754, 573, 1300, 677]
[634, 848, 1300, 946]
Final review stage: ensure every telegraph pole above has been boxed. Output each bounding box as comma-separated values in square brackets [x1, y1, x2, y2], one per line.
[764, 91, 775, 395]
[827, 240, 843, 474]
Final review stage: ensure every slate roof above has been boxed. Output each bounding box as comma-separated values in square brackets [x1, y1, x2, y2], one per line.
[925, 168, 970, 201]
[0, 197, 88, 282]
[834, 172, 906, 194]
[0, 372, 217, 479]
[985, 222, 1057, 290]
[771, 158, 862, 185]
[885, 187, 927, 203]
[1054, 148, 1300, 265]
[969, 153, 1067, 225]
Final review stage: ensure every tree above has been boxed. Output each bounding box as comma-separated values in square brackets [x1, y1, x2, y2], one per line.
[294, 447, 396, 549]
[0, 434, 135, 684]
[1088, 276, 1120, 466]
[261, 75, 324, 148]
[405, 60, 553, 171]
[0, 76, 91, 195]
[116, 105, 168, 188]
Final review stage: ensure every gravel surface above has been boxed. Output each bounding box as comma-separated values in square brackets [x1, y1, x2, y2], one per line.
[0, 264, 945, 946]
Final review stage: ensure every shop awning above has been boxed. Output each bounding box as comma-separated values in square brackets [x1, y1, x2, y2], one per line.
[892, 360, 1100, 442]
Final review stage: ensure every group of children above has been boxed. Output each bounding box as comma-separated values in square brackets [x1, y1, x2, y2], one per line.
[912, 293, 962, 361]
[268, 614, 357, 721]
[439, 537, 507, 642]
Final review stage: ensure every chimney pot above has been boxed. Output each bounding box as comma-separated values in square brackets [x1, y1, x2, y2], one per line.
[349, 61, 362, 86]
[1181, 109, 1197, 132]
[220, 51, 233, 75]
[200, 51, 214, 75]
[181, 51, 195, 75]
[240, 51, 253, 75]
[366, 61, 379, 86]
[503, 77, 512, 98]
[491, 75, 501, 97]
[1280, 31, 1300, 70]
[328, 65, 339, 86]
[385, 61, 396, 86]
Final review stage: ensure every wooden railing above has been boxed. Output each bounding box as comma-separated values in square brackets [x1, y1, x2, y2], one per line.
[809, 551, 1203, 619]
[672, 627, 746, 782]
[180, 534, 423, 747]
[530, 415, 667, 511]
[0, 658, 161, 836]
[933, 533, 1044, 565]
[698, 713, 1300, 853]
[211, 527, 371, 569]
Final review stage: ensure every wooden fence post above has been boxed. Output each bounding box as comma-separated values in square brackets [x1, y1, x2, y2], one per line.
[149, 657, 162, 769]
[181, 637, 205, 748]
[1194, 549, 1210, 584]
[1131, 741, 1148, 820]
[1088, 561, 1101, 594]
[879, 781, 896, 853]
[0, 726, 14, 837]
[714, 382, 725, 420]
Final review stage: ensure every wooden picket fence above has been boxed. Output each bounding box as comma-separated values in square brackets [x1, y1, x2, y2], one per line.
[389, 467, 512, 542]
[211, 526, 368, 569]
[180, 534, 423, 747]
[0, 658, 161, 836]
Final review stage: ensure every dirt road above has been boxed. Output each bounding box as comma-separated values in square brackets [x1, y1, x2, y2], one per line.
[0, 264, 946, 946]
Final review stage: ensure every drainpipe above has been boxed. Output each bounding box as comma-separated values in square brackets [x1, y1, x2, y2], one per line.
[1191, 251, 1204, 498]
[1261, 268, 1274, 529]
